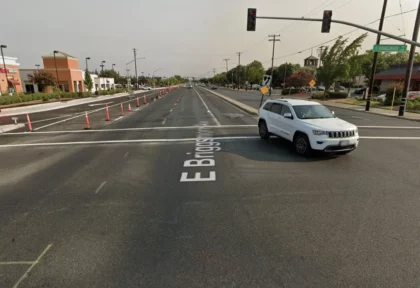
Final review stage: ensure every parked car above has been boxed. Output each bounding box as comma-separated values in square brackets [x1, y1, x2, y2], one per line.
[258, 99, 359, 156]
[408, 91, 420, 100]
[354, 87, 366, 95]
[317, 86, 325, 91]
[211, 86, 218, 90]
[374, 94, 386, 101]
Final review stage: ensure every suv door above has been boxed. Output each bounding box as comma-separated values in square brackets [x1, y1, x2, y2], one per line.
[268, 103, 283, 136]
[278, 104, 294, 141]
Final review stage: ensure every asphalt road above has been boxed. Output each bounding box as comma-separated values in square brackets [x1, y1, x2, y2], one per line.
[1, 86, 420, 287]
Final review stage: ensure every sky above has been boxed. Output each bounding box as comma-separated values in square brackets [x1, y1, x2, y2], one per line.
[2, 0, 419, 78]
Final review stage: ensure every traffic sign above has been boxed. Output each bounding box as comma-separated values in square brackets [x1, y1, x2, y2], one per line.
[309, 79, 316, 87]
[262, 75, 272, 87]
[373, 44, 407, 52]
[261, 86, 269, 95]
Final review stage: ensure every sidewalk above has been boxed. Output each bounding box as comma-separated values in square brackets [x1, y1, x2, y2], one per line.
[318, 99, 420, 121]
[0, 89, 162, 117]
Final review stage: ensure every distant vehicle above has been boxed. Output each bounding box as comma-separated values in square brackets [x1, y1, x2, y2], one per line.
[142, 86, 152, 90]
[374, 94, 386, 101]
[354, 87, 366, 95]
[408, 91, 420, 100]
[186, 84, 193, 89]
[317, 86, 325, 91]
[258, 99, 359, 156]
[335, 86, 346, 91]
[211, 86, 217, 90]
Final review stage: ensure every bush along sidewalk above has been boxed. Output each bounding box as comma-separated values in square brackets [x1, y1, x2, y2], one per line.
[0, 88, 126, 106]
[311, 91, 348, 100]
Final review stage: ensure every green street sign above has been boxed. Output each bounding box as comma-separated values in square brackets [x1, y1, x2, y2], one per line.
[373, 44, 407, 52]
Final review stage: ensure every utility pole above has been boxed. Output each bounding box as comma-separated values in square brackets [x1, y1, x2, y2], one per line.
[283, 62, 287, 89]
[223, 58, 230, 72]
[133, 48, 138, 89]
[365, 0, 388, 111]
[268, 34, 280, 95]
[236, 52, 242, 90]
[213, 68, 216, 77]
[399, 1, 420, 116]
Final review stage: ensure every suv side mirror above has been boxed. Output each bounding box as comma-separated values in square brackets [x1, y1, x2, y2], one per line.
[284, 113, 293, 119]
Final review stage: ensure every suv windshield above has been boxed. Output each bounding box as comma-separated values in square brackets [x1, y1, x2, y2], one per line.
[293, 105, 334, 119]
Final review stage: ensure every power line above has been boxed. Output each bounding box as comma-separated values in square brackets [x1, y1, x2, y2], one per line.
[399, 0, 406, 36]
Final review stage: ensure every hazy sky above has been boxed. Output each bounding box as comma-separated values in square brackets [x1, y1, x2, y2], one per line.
[2, 0, 419, 78]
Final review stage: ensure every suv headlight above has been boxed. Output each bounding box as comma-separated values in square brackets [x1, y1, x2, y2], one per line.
[312, 130, 328, 136]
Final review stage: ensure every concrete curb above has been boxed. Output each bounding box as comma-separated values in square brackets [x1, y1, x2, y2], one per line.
[312, 100, 420, 123]
[0, 124, 25, 133]
[200, 88, 259, 116]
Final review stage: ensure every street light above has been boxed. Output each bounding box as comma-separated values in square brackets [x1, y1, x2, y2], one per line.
[85, 57, 90, 71]
[53, 50, 60, 89]
[35, 64, 40, 69]
[152, 68, 163, 88]
[112, 63, 116, 70]
[0, 45, 10, 94]
[100, 61, 106, 90]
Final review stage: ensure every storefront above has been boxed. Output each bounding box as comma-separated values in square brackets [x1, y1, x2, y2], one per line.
[375, 64, 420, 92]
[0, 56, 23, 94]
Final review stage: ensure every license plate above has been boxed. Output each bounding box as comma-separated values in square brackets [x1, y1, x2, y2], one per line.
[339, 140, 350, 147]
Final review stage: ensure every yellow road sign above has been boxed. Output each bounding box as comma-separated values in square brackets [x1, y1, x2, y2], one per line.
[309, 79, 316, 87]
[261, 86, 269, 95]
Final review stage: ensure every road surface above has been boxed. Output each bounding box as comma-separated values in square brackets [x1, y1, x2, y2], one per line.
[1, 86, 420, 287]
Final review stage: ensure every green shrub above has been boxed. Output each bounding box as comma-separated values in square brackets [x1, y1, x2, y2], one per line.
[282, 88, 300, 95]
[311, 92, 325, 99]
[22, 94, 34, 102]
[327, 92, 348, 99]
[98, 90, 109, 96]
[42, 95, 50, 102]
[32, 93, 44, 101]
[0, 96, 12, 105]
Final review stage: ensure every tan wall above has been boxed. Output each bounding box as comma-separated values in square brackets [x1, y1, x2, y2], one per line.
[43, 58, 79, 70]
[0, 64, 23, 93]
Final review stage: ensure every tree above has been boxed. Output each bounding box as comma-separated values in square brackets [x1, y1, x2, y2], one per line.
[287, 69, 314, 88]
[84, 70, 93, 92]
[27, 70, 57, 92]
[266, 63, 300, 87]
[245, 60, 265, 85]
[317, 33, 367, 94]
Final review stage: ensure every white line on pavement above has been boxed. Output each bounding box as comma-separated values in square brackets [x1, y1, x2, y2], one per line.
[162, 118, 167, 125]
[358, 126, 420, 129]
[1, 125, 257, 135]
[95, 181, 107, 194]
[193, 88, 221, 126]
[1, 136, 420, 148]
[114, 116, 123, 122]
[0, 261, 35, 265]
[13, 244, 53, 288]
[124, 152, 129, 158]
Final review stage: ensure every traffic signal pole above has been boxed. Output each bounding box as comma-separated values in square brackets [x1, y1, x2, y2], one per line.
[399, 1, 420, 116]
[365, 0, 387, 111]
[268, 34, 280, 96]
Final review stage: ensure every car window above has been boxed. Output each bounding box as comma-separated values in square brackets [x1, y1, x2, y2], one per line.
[270, 103, 283, 115]
[292, 105, 334, 119]
[280, 105, 291, 116]
[263, 102, 273, 111]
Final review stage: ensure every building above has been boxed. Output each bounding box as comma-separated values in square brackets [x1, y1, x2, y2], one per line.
[0, 56, 23, 94]
[375, 63, 420, 92]
[20, 69, 41, 93]
[42, 51, 84, 93]
[304, 56, 319, 69]
[81, 71, 115, 93]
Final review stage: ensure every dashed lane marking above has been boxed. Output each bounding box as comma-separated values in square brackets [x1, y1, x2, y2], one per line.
[124, 152, 129, 158]
[0, 261, 35, 265]
[114, 116, 123, 122]
[95, 181, 107, 194]
[162, 118, 167, 125]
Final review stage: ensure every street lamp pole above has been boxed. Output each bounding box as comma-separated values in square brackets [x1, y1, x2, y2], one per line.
[152, 68, 162, 88]
[100, 60, 106, 90]
[0, 45, 10, 94]
[35, 64, 40, 70]
[53, 50, 60, 89]
[112, 64, 116, 71]
[85, 57, 90, 71]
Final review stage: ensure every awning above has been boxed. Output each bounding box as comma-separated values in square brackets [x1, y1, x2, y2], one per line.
[7, 79, 20, 86]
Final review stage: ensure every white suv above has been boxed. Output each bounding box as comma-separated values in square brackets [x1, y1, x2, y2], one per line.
[258, 99, 359, 156]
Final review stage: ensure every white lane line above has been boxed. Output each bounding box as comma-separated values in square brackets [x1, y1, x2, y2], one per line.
[358, 126, 420, 129]
[1, 136, 420, 148]
[0, 261, 35, 265]
[135, 108, 140, 111]
[95, 181, 107, 194]
[1, 125, 257, 135]
[124, 152, 129, 158]
[0, 136, 261, 148]
[114, 116, 123, 122]
[162, 118, 167, 125]
[13, 244, 52, 288]
[193, 88, 221, 126]
[31, 114, 83, 124]
[170, 109, 173, 112]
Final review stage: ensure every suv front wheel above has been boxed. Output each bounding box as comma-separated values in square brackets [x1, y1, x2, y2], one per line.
[258, 120, 270, 139]
[293, 133, 312, 156]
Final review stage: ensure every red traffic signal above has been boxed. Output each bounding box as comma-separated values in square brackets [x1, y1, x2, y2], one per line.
[247, 8, 257, 31]
[321, 10, 332, 33]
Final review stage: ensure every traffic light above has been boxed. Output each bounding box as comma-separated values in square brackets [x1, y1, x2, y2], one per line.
[321, 10, 332, 33]
[247, 8, 257, 31]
